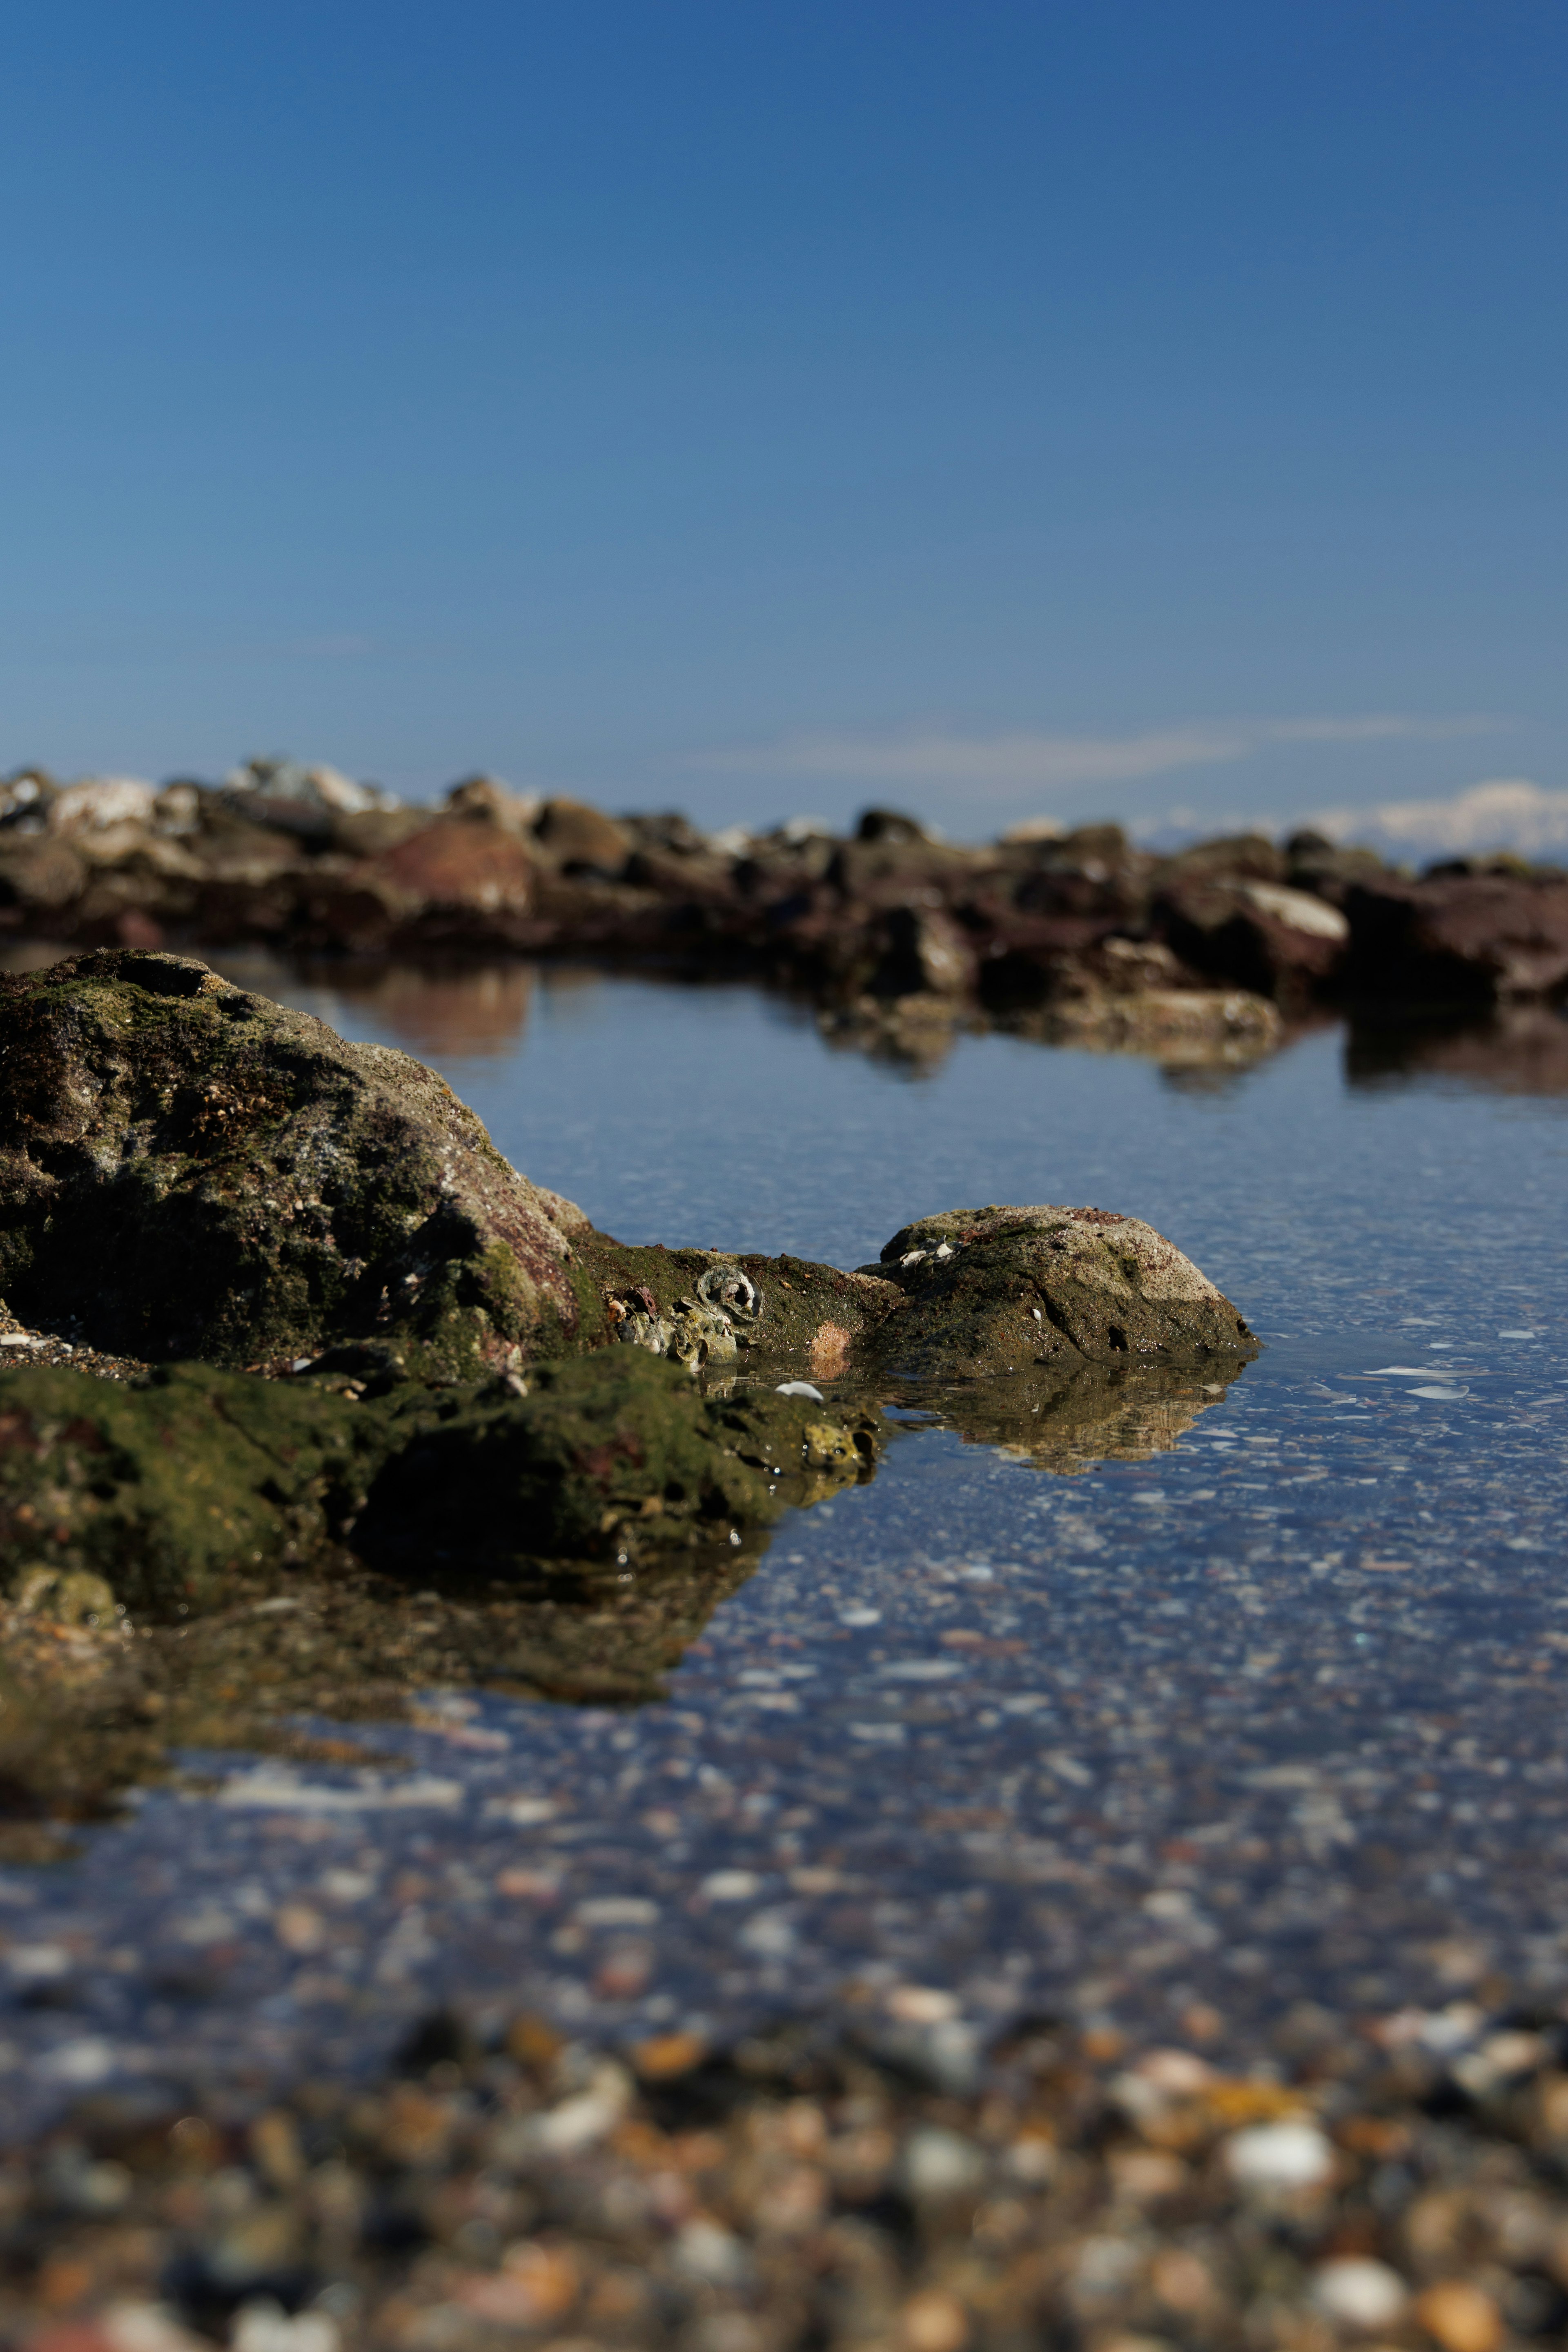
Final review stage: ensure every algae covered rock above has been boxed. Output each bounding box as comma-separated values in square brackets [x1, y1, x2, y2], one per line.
[0, 949, 591, 1376]
[859, 1204, 1255, 1377]
[0, 1359, 366, 1614]
[356, 1350, 880, 1579]
[0, 1350, 881, 1615]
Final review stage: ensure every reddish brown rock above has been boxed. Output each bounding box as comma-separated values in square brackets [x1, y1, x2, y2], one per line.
[1343, 871, 1568, 1005]
[1154, 876, 1350, 1000]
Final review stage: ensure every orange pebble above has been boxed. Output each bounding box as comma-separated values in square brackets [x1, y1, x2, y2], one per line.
[1415, 2280, 1503, 2352]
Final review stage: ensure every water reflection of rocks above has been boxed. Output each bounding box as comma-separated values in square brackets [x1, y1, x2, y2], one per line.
[891, 1358, 1236, 1474]
[0, 1355, 1243, 1845]
[223, 954, 1568, 1094]
[1346, 1001, 1568, 1094]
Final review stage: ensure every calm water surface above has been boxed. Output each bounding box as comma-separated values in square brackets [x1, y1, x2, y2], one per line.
[2, 966, 1565, 2129]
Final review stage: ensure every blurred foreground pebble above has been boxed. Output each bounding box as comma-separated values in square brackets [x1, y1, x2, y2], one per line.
[6, 1997, 1568, 2350]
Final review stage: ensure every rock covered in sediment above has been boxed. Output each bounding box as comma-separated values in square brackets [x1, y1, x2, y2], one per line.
[0, 949, 593, 1376]
[858, 1205, 1256, 1377]
[354, 1349, 880, 1579]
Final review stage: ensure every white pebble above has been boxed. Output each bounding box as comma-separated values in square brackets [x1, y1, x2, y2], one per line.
[1311, 2257, 1408, 2329]
[673, 2217, 749, 2284]
[1223, 2119, 1334, 2192]
[900, 2125, 986, 2197]
[700, 1869, 760, 1901]
[231, 2304, 341, 2352]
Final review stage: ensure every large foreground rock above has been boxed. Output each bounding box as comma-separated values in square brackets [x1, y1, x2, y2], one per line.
[0, 950, 592, 1376]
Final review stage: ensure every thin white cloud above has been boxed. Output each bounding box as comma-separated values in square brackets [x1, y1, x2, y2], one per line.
[689, 715, 1497, 800]
[1315, 778, 1568, 858]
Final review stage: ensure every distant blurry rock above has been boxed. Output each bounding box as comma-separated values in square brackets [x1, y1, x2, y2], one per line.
[0, 835, 89, 921]
[855, 807, 940, 846]
[303, 811, 537, 951]
[443, 774, 543, 830]
[224, 755, 397, 839]
[47, 777, 158, 835]
[1154, 875, 1349, 1000]
[1344, 870, 1568, 1005]
[0, 772, 55, 833]
[1283, 828, 1390, 901]
[1155, 830, 1286, 887]
[531, 797, 632, 875]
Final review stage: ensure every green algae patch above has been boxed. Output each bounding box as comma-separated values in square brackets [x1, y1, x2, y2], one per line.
[0, 1352, 882, 1614]
[0, 1361, 368, 1615]
[356, 1350, 882, 1578]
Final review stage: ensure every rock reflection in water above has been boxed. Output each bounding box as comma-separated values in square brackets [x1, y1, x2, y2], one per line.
[1347, 1001, 1568, 1094]
[276, 956, 537, 1059]
[881, 1355, 1239, 1474]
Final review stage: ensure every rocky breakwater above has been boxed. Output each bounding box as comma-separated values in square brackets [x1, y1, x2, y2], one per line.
[8, 758, 1563, 1062]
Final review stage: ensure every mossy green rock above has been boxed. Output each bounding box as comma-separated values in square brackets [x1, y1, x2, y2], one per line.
[0, 1360, 365, 1614]
[0, 949, 590, 1375]
[859, 1204, 1256, 1378]
[357, 1349, 879, 1578]
[0, 1352, 880, 1615]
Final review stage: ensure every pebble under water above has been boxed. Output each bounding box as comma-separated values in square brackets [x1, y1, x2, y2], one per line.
[2, 964, 1564, 2138]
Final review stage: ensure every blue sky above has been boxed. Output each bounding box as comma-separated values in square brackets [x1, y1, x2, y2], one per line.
[2, 2, 1564, 843]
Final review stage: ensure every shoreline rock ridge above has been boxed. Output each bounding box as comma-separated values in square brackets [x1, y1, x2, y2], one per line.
[4, 768, 1565, 1056]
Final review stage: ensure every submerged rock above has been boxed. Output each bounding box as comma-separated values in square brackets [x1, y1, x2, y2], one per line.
[0, 949, 591, 1376]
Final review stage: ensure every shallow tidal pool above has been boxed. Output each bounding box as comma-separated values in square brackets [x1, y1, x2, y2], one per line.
[2, 965, 1565, 2134]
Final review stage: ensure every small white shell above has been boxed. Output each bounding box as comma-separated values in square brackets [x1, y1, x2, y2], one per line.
[775, 1380, 824, 1402]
